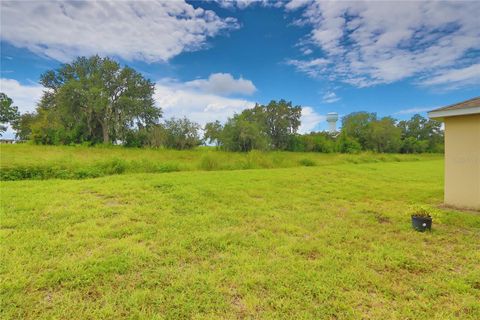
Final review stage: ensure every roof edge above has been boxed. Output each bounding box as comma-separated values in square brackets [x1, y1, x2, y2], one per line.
[428, 106, 480, 119]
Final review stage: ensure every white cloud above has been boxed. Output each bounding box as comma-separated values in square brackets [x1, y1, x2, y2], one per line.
[154, 80, 256, 126]
[155, 76, 325, 132]
[285, 0, 310, 11]
[0, 78, 43, 113]
[394, 107, 432, 115]
[419, 63, 480, 87]
[286, 58, 330, 78]
[288, 1, 480, 88]
[213, 0, 281, 10]
[0, 1, 238, 62]
[299, 106, 325, 134]
[322, 91, 340, 104]
[184, 73, 256, 96]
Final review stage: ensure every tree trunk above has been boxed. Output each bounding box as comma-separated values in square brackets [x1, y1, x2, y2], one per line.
[102, 122, 109, 144]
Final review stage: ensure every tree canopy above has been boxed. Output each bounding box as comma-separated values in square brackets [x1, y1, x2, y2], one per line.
[34, 56, 161, 144]
[0, 93, 20, 136]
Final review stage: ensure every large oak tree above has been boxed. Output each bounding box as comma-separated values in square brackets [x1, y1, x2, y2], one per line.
[38, 56, 161, 144]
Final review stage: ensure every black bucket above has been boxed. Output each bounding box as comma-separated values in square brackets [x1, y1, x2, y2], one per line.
[411, 215, 432, 232]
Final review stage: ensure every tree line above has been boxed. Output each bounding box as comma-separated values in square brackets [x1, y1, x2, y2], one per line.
[1, 56, 443, 153]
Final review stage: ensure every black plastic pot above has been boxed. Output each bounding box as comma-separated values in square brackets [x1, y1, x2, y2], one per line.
[411, 215, 432, 232]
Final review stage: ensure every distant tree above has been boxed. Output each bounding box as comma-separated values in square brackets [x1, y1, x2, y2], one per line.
[398, 114, 443, 153]
[11, 112, 36, 140]
[290, 132, 335, 153]
[0, 93, 20, 136]
[366, 117, 402, 153]
[146, 124, 168, 148]
[162, 117, 201, 150]
[341, 112, 377, 149]
[36, 55, 161, 144]
[251, 100, 302, 150]
[335, 132, 362, 153]
[204, 120, 223, 146]
[220, 113, 269, 152]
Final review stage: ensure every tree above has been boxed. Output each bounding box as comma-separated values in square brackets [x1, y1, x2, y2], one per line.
[398, 114, 444, 152]
[335, 132, 362, 153]
[37, 55, 161, 144]
[11, 112, 36, 140]
[162, 117, 201, 150]
[204, 120, 223, 146]
[250, 100, 302, 150]
[367, 117, 402, 153]
[0, 93, 20, 136]
[220, 113, 269, 152]
[341, 112, 377, 149]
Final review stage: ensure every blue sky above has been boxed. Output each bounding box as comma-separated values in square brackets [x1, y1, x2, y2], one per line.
[1, 0, 479, 138]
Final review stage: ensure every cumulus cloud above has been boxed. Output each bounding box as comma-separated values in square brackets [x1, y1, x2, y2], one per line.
[184, 73, 256, 96]
[0, 1, 238, 62]
[155, 79, 256, 126]
[0, 78, 43, 113]
[299, 106, 325, 134]
[287, 1, 480, 88]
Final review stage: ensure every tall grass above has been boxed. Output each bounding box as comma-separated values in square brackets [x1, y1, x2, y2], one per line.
[0, 144, 442, 181]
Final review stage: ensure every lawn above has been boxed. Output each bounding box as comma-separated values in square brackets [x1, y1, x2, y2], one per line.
[1, 148, 479, 319]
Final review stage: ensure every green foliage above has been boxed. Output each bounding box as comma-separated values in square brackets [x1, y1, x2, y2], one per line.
[398, 114, 444, 153]
[29, 56, 161, 144]
[409, 205, 433, 218]
[290, 132, 336, 153]
[0, 93, 20, 136]
[341, 111, 377, 149]
[335, 133, 362, 153]
[254, 99, 302, 150]
[204, 120, 223, 147]
[162, 117, 202, 150]
[215, 100, 301, 152]
[366, 117, 402, 153]
[220, 112, 270, 152]
[11, 112, 36, 140]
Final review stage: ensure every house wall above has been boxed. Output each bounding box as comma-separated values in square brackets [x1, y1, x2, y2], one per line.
[444, 114, 480, 210]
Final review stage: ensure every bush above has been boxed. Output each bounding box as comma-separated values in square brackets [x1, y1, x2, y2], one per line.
[335, 134, 362, 153]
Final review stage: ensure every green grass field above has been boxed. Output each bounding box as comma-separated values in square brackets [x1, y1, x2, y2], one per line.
[1, 146, 479, 319]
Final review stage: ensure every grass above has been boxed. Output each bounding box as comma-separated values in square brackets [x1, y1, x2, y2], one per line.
[1, 149, 479, 319]
[0, 144, 442, 180]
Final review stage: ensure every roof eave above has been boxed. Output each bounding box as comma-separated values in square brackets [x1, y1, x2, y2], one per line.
[428, 106, 480, 120]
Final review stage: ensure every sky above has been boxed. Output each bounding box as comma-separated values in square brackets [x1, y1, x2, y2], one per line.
[1, 0, 479, 139]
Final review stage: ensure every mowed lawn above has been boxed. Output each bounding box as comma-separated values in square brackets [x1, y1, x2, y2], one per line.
[1, 159, 479, 319]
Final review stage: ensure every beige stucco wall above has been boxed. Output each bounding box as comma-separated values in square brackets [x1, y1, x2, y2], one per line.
[444, 114, 480, 210]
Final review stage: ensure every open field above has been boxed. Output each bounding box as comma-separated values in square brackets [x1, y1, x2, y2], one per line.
[1, 150, 479, 319]
[0, 144, 442, 180]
